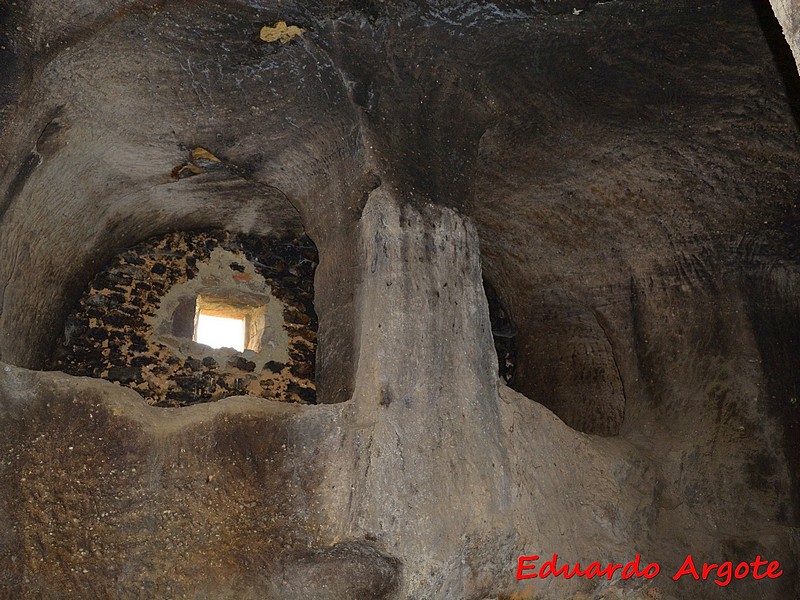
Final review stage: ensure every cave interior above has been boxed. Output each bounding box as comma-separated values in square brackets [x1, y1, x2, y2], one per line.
[0, 0, 799, 598]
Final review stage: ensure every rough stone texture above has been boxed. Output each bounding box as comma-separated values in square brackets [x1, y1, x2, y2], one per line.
[49, 230, 318, 406]
[1, 0, 800, 598]
[770, 0, 800, 72]
[0, 365, 400, 599]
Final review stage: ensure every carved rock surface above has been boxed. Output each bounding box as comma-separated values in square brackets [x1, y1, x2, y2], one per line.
[0, 1, 799, 599]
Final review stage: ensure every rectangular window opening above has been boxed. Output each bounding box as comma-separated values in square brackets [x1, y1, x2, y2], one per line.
[194, 313, 246, 352]
[191, 294, 266, 353]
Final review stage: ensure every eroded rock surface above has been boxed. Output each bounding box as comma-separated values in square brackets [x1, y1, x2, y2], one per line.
[1, 0, 799, 598]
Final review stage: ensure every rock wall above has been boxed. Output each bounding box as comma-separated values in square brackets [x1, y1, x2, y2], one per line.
[771, 0, 800, 72]
[49, 231, 318, 406]
[0, 0, 799, 598]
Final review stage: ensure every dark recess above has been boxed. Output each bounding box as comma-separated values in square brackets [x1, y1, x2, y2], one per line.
[484, 278, 517, 384]
[745, 276, 800, 525]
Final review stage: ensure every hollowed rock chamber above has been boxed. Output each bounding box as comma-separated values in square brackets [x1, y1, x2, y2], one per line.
[1, 0, 800, 599]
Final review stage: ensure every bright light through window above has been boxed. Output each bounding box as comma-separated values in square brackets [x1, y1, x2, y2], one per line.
[195, 313, 245, 351]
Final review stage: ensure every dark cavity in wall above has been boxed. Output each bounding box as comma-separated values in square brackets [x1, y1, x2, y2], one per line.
[484, 278, 516, 384]
[49, 230, 319, 407]
[745, 273, 800, 525]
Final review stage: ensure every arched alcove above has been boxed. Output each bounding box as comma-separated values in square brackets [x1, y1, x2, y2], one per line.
[49, 230, 319, 406]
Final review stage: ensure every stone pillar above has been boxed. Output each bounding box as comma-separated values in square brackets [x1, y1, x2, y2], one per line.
[324, 188, 512, 597]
